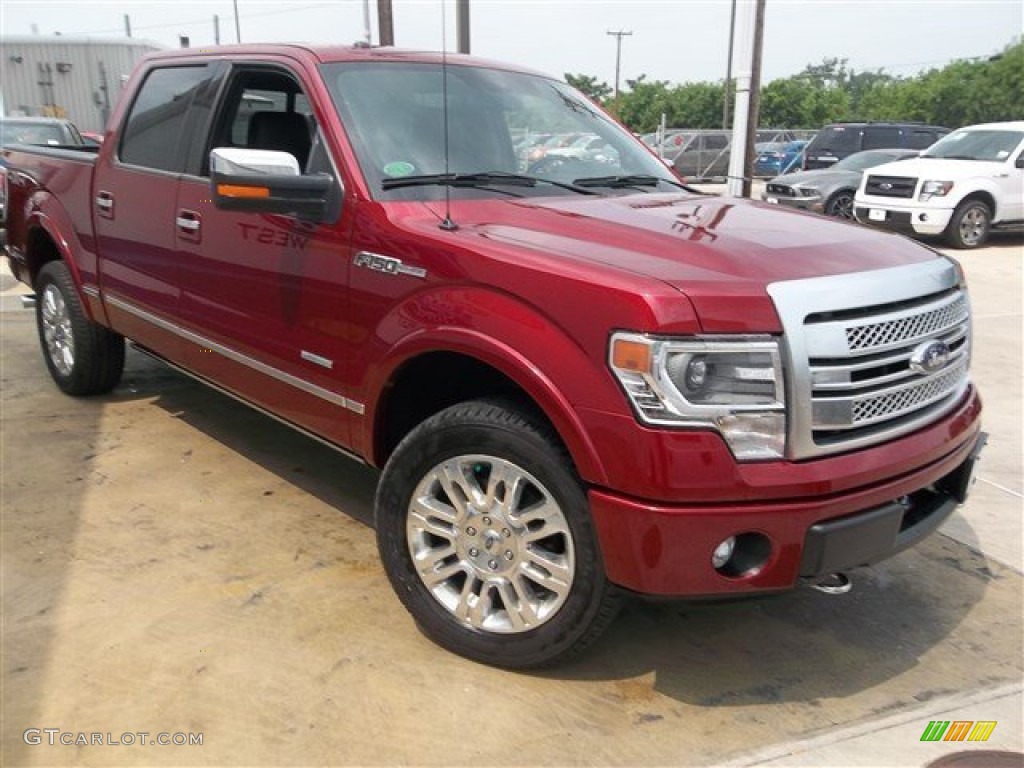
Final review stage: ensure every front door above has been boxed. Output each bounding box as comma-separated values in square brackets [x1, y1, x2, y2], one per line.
[173, 62, 357, 448]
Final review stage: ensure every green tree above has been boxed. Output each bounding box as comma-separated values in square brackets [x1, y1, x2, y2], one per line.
[564, 73, 612, 103]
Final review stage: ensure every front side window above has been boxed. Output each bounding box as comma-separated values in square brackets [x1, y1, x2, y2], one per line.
[861, 126, 902, 150]
[321, 61, 678, 200]
[120, 66, 209, 172]
[807, 126, 862, 153]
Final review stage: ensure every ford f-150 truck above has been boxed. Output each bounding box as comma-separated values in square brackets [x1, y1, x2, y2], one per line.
[854, 121, 1024, 248]
[2, 45, 984, 668]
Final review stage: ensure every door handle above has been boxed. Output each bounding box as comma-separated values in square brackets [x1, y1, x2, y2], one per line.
[175, 209, 202, 241]
[95, 191, 114, 218]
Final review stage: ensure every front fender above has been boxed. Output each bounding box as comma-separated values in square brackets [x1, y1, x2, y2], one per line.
[360, 288, 635, 487]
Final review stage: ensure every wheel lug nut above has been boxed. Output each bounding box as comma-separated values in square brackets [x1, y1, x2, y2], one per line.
[504, 550, 514, 561]
[466, 527, 476, 536]
[488, 559, 498, 570]
[502, 528, 511, 538]
[482, 516, 491, 525]
[469, 547, 479, 557]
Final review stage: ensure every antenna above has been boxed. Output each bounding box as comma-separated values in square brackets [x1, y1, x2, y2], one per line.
[439, 0, 458, 231]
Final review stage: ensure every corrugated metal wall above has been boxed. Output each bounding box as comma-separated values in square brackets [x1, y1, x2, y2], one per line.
[1, 37, 163, 132]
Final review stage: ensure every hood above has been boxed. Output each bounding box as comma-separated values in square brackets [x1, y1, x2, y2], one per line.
[420, 193, 941, 332]
[865, 156, 1007, 181]
[770, 168, 860, 189]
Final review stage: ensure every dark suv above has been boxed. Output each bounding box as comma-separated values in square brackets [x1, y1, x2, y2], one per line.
[803, 122, 949, 170]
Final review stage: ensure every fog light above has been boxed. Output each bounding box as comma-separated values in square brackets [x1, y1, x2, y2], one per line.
[711, 536, 736, 569]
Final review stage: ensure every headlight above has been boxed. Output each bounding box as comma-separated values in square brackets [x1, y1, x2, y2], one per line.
[919, 180, 953, 202]
[609, 333, 786, 460]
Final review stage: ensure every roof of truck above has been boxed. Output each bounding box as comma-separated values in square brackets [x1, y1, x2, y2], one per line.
[142, 43, 549, 78]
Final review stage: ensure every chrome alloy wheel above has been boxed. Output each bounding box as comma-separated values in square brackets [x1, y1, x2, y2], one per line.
[406, 454, 575, 634]
[958, 206, 988, 247]
[41, 283, 75, 376]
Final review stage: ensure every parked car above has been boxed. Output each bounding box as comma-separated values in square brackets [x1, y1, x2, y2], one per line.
[803, 122, 948, 170]
[671, 130, 731, 179]
[2, 44, 984, 668]
[754, 139, 808, 177]
[854, 121, 1024, 248]
[763, 148, 920, 218]
[0, 116, 85, 147]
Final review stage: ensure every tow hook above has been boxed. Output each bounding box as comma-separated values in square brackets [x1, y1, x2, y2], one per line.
[809, 572, 852, 595]
[20, 294, 37, 309]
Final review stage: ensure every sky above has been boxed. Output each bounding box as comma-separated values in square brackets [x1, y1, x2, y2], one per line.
[0, 0, 1020, 88]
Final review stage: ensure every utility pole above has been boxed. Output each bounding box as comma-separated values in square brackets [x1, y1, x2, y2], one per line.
[722, 0, 736, 129]
[742, 0, 766, 198]
[123, 14, 132, 38]
[378, 0, 394, 46]
[607, 29, 632, 100]
[213, 14, 221, 45]
[456, 0, 470, 54]
[233, 0, 242, 43]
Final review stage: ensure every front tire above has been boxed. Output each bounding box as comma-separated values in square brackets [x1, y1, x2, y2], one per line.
[945, 199, 991, 249]
[35, 261, 125, 395]
[375, 399, 621, 668]
[825, 189, 855, 219]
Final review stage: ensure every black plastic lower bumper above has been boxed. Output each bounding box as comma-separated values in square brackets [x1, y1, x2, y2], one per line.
[799, 434, 986, 579]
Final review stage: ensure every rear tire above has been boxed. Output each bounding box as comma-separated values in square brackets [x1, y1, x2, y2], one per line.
[35, 261, 124, 395]
[375, 399, 621, 668]
[944, 199, 991, 249]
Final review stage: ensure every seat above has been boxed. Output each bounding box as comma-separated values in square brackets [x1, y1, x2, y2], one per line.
[247, 111, 312, 169]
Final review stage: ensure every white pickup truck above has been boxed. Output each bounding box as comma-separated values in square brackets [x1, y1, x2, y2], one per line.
[854, 121, 1024, 248]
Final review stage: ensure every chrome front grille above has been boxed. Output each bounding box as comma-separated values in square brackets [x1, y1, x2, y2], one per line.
[845, 294, 968, 351]
[865, 175, 918, 198]
[767, 261, 971, 459]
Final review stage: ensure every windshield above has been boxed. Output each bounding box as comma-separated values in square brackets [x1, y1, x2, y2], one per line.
[320, 61, 678, 200]
[922, 129, 1024, 161]
[834, 150, 912, 172]
[0, 120, 66, 146]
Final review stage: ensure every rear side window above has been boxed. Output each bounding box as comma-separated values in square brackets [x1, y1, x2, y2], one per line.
[907, 130, 937, 149]
[862, 126, 902, 150]
[120, 66, 208, 172]
[703, 135, 728, 150]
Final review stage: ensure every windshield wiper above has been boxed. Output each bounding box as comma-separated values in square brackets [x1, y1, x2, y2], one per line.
[923, 154, 979, 161]
[381, 172, 596, 195]
[572, 174, 703, 193]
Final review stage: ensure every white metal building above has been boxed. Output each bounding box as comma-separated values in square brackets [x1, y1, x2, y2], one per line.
[0, 36, 163, 133]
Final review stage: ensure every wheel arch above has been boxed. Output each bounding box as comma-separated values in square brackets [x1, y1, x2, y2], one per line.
[365, 335, 610, 488]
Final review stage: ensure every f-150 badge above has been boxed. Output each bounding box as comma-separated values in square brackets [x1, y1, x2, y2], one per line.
[353, 251, 427, 279]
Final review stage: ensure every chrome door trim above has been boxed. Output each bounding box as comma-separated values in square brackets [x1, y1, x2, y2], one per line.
[105, 293, 365, 415]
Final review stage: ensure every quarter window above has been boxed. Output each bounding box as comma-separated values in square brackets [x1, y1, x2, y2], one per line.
[120, 66, 208, 172]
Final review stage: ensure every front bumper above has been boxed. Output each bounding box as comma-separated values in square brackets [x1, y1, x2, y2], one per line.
[589, 417, 984, 597]
[762, 192, 822, 212]
[854, 202, 954, 236]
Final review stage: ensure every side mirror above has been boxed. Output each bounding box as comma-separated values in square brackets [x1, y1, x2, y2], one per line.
[1016, 153, 1024, 169]
[210, 147, 332, 219]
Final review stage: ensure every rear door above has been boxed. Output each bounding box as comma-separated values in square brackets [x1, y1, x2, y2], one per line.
[173, 59, 357, 447]
[94, 63, 215, 358]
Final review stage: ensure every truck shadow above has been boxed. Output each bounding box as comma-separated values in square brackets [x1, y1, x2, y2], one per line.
[545, 535, 1015, 707]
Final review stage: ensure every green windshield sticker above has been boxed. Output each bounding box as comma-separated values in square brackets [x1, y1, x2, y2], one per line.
[383, 161, 416, 178]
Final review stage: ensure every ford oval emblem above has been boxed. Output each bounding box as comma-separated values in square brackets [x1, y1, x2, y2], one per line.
[909, 340, 951, 375]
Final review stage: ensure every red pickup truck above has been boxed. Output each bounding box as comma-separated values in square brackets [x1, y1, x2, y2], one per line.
[2, 45, 983, 668]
